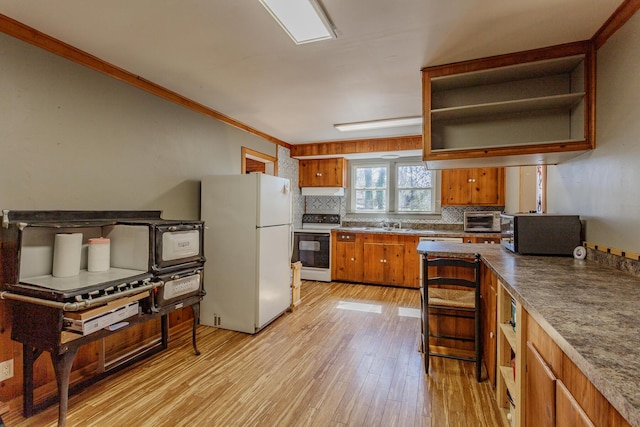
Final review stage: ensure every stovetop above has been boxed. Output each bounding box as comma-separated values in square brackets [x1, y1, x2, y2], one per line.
[302, 214, 340, 225]
[300, 213, 341, 231]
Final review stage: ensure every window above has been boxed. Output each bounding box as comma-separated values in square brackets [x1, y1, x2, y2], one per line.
[353, 163, 388, 212]
[350, 158, 436, 214]
[396, 163, 433, 212]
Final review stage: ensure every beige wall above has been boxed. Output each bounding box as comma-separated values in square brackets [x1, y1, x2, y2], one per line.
[547, 11, 640, 252]
[0, 33, 277, 220]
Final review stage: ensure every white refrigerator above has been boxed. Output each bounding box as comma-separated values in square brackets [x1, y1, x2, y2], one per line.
[200, 173, 293, 334]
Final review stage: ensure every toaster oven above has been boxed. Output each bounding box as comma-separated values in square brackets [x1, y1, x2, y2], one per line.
[464, 211, 501, 232]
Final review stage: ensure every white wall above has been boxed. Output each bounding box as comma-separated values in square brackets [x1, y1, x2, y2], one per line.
[0, 33, 277, 220]
[547, 11, 640, 252]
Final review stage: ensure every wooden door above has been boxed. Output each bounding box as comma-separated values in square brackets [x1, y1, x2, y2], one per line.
[362, 243, 404, 285]
[525, 341, 556, 427]
[299, 158, 346, 187]
[481, 264, 497, 386]
[382, 243, 404, 285]
[363, 243, 386, 283]
[333, 241, 357, 282]
[472, 168, 505, 205]
[441, 169, 472, 205]
[556, 380, 596, 427]
[441, 168, 505, 206]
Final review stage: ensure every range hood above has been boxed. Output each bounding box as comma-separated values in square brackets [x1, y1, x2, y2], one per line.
[301, 187, 345, 196]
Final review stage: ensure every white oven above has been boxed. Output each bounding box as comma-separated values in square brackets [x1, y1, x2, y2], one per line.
[292, 214, 340, 282]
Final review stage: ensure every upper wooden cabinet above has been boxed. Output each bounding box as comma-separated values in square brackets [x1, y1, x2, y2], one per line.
[441, 167, 505, 206]
[299, 158, 348, 187]
[422, 41, 595, 169]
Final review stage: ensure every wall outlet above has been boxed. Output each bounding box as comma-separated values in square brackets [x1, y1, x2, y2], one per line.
[0, 359, 14, 381]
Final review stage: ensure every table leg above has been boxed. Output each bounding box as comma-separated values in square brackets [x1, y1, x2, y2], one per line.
[51, 348, 79, 427]
[160, 314, 169, 351]
[191, 303, 201, 356]
[22, 346, 43, 418]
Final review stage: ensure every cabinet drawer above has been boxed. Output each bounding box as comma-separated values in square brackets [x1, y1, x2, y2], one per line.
[336, 232, 356, 241]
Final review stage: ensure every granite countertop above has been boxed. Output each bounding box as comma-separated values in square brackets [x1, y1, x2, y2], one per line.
[335, 226, 501, 239]
[417, 241, 640, 427]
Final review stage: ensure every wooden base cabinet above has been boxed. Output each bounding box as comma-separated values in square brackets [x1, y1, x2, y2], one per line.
[333, 232, 357, 282]
[496, 296, 629, 427]
[330, 232, 420, 288]
[524, 312, 629, 427]
[525, 341, 556, 427]
[556, 380, 596, 427]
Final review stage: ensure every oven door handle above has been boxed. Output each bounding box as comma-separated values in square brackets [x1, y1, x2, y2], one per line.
[0, 280, 159, 311]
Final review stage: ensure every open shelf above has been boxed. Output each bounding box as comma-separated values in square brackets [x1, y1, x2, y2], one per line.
[499, 365, 516, 396]
[431, 54, 586, 91]
[431, 93, 585, 121]
[499, 323, 517, 351]
[422, 43, 594, 168]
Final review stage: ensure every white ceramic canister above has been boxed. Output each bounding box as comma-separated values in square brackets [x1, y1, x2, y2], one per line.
[52, 233, 83, 277]
[88, 237, 111, 272]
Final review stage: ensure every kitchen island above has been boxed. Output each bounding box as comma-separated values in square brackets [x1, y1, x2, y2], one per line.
[417, 241, 640, 426]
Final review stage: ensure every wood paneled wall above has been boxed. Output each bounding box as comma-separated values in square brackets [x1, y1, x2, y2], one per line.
[290, 135, 422, 158]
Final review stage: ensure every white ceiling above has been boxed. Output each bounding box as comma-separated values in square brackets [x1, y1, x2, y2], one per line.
[0, 0, 623, 145]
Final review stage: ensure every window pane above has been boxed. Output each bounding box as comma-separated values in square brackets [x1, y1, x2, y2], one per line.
[398, 189, 431, 212]
[355, 167, 387, 189]
[397, 165, 431, 188]
[356, 190, 387, 211]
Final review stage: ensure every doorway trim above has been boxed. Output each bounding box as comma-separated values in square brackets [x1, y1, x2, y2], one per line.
[241, 147, 278, 175]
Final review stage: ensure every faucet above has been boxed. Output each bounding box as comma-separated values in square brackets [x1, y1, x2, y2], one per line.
[394, 221, 402, 230]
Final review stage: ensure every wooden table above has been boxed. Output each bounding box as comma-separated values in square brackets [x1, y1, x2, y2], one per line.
[10, 294, 202, 427]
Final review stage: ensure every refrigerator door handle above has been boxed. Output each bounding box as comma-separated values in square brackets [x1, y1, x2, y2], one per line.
[289, 223, 294, 261]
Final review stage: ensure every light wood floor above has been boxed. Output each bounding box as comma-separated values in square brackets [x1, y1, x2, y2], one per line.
[4, 281, 501, 427]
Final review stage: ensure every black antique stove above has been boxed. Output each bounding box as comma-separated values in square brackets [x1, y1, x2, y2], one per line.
[0, 210, 206, 427]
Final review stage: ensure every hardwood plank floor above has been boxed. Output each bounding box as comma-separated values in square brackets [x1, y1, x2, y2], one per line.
[3, 281, 501, 427]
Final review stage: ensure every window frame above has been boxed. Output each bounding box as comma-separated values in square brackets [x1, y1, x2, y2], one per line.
[394, 160, 436, 213]
[350, 161, 389, 213]
[348, 157, 438, 215]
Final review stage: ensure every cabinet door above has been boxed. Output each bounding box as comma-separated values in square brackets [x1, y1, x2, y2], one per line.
[556, 380, 596, 427]
[481, 264, 497, 386]
[299, 158, 346, 187]
[333, 240, 357, 282]
[441, 169, 473, 205]
[525, 341, 556, 427]
[363, 243, 386, 283]
[441, 168, 504, 206]
[472, 168, 505, 205]
[362, 243, 404, 285]
[382, 243, 404, 285]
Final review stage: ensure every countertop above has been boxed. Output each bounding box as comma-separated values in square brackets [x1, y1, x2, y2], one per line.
[334, 227, 501, 239]
[417, 241, 640, 427]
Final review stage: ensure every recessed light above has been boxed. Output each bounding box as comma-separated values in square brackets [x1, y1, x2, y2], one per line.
[334, 116, 423, 132]
[259, 0, 336, 45]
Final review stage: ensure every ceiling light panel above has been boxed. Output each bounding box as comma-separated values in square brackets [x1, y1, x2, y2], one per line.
[334, 116, 423, 132]
[259, 0, 336, 45]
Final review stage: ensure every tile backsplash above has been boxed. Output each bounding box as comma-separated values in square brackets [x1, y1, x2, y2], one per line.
[304, 195, 503, 228]
[277, 146, 303, 228]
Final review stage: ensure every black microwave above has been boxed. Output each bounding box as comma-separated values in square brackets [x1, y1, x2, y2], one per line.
[501, 213, 582, 255]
